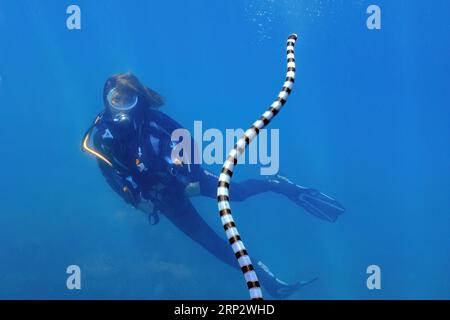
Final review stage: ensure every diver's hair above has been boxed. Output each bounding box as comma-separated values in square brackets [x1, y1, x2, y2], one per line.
[103, 72, 164, 109]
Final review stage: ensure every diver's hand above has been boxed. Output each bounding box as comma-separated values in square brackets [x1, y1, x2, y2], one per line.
[137, 200, 155, 214]
[137, 199, 160, 225]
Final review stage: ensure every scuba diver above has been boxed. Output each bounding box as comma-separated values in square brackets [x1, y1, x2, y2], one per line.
[82, 73, 345, 299]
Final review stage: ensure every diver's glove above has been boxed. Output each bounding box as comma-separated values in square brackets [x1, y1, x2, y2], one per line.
[269, 175, 345, 222]
[137, 200, 160, 225]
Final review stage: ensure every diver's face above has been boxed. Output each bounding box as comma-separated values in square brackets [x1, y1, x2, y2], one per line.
[106, 87, 141, 134]
[107, 87, 139, 113]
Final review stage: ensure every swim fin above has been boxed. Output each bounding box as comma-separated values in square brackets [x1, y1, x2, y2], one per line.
[273, 277, 319, 299]
[255, 261, 317, 299]
[271, 175, 345, 222]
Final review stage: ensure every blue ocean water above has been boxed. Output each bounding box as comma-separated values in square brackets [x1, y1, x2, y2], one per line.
[0, 0, 449, 299]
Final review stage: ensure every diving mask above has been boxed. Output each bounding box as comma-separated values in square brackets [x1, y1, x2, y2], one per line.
[107, 87, 139, 112]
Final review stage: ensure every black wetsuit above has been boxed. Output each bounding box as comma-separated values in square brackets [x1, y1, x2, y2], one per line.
[83, 106, 315, 298]
[85, 108, 274, 243]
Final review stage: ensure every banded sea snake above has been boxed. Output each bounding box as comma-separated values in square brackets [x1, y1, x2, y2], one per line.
[216, 34, 298, 300]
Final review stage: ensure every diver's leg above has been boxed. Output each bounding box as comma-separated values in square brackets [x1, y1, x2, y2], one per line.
[161, 195, 309, 299]
[197, 170, 345, 222]
[162, 195, 237, 270]
[197, 170, 275, 201]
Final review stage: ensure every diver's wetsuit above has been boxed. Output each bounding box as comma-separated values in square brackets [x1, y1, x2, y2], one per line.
[86, 108, 278, 210]
[83, 107, 309, 298]
[83, 84, 347, 299]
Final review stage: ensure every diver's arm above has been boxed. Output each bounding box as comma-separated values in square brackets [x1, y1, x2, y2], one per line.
[99, 160, 162, 224]
[98, 161, 141, 208]
[86, 120, 142, 208]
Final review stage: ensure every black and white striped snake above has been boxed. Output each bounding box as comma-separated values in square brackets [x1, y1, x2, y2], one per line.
[217, 34, 298, 300]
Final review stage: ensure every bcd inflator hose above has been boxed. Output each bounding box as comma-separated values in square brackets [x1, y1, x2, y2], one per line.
[217, 34, 298, 300]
